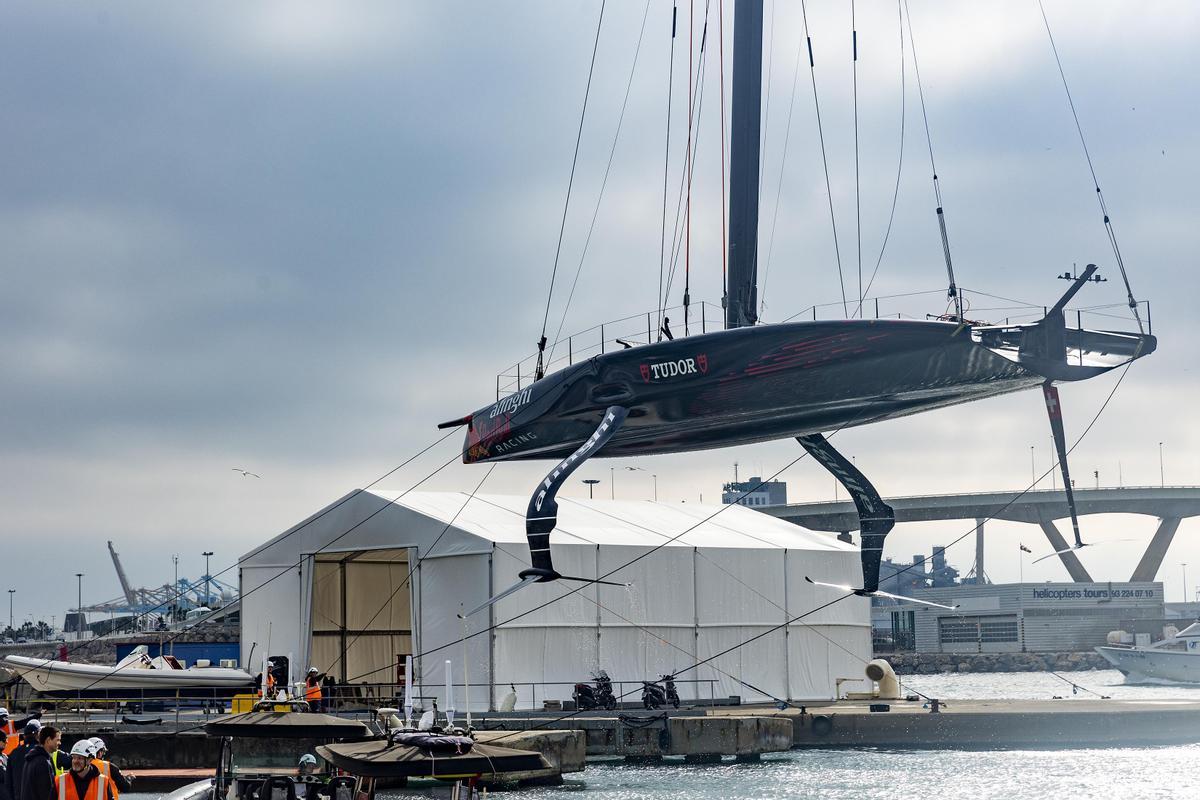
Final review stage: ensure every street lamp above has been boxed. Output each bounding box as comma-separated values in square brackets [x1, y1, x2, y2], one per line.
[1184, 563, 1189, 604]
[582, 478, 601, 499]
[1031, 446, 1036, 487]
[74, 573, 84, 636]
[1159, 442, 1165, 488]
[202, 551, 214, 607]
[7, 589, 14, 632]
[610, 467, 615, 500]
[625, 467, 658, 501]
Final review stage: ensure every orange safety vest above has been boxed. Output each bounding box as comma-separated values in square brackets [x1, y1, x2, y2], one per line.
[305, 679, 322, 702]
[2, 720, 19, 756]
[91, 760, 119, 800]
[57, 771, 109, 800]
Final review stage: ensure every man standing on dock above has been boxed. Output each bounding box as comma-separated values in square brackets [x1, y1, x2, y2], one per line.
[54, 742, 112, 800]
[17, 725, 59, 800]
[6, 721, 42, 800]
[1, 709, 42, 757]
[85, 741, 129, 798]
[304, 668, 325, 712]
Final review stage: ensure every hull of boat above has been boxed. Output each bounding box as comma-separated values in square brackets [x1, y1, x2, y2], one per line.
[3, 655, 253, 692]
[1095, 646, 1200, 684]
[464, 319, 1044, 463]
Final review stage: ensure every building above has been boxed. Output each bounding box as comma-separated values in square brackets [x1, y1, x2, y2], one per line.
[878, 582, 1164, 654]
[722, 477, 787, 507]
[239, 491, 870, 709]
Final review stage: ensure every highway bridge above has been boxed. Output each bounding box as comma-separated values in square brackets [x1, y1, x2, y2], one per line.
[762, 486, 1200, 583]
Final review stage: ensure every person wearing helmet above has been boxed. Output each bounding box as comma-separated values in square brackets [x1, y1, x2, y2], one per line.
[16, 725, 60, 800]
[303, 669, 325, 712]
[54, 740, 113, 800]
[6, 720, 44, 800]
[1, 709, 42, 758]
[84, 741, 129, 799]
[293, 755, 322, 799]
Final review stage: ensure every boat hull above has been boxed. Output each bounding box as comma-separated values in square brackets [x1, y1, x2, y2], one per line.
[1095, 646, 1200, 684]
[3, 655, 253, 693]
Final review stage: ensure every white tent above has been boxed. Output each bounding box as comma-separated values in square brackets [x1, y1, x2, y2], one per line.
[239, 490, 870, 709]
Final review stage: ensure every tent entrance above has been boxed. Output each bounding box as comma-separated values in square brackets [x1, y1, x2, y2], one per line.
[310, 548, 413, 695]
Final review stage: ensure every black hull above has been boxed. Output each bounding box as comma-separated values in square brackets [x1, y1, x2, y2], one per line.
[462, 319, 1050, 463]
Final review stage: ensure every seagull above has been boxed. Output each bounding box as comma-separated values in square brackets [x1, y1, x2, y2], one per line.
[232, 468, 261, 478]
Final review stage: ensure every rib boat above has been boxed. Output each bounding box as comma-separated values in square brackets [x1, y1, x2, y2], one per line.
[3, 645, 252, 693]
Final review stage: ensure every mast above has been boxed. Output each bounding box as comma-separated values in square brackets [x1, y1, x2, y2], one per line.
[724, 0, 764, 330]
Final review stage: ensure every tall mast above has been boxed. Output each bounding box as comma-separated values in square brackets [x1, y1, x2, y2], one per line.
[724, 0, 764, 330]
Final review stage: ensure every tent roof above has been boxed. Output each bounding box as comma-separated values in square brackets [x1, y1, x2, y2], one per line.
[371, 491, 851, 552]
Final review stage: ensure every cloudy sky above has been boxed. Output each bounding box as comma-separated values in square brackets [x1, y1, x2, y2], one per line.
[1, 1, 1197, 627]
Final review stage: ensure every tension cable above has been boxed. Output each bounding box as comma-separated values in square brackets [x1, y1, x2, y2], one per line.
[1038, 0, 1143, 333]
[902, 0, 961, 321]
[657, 2, 678, 341]
[536, 1, 606, 382]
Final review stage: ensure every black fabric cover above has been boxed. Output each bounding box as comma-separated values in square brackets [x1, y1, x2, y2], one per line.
[316, 739, 547, 779]
[203, 713, 369, 740]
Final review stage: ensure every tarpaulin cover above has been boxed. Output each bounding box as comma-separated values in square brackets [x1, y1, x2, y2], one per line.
[204, 712, 370, 739]
[316, 739, 548, 778]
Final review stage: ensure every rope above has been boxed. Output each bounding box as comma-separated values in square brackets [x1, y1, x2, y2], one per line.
[718, 0, 728, 310]
[902, 0, 960, 320]
[546, 0, 652, 365]
[859, 0, 906, 311]
[657, 2, 678, 341]
[852, 0, 862, 314]
[1037, 0, 1143, 333]
[684, 0, 696, 336]
[536, 1, 606, 381]
[800, 0, 849, 317]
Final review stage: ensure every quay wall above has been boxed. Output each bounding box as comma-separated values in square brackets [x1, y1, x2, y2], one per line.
[886, 651, 1110, 675]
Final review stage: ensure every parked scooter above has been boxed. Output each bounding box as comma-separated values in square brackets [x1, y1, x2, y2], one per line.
[662, 674, 680, 709]
[641, 679, 667, 710]
[574, 670, 617, 711]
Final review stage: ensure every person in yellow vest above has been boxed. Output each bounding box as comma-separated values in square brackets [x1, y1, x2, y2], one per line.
[56, 741, 113, 800]
[84, 741, 129, 799]
[303, 669, 325, 711]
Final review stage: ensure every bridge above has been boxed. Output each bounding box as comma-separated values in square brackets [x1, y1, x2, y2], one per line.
[762, 486, 1200, 583]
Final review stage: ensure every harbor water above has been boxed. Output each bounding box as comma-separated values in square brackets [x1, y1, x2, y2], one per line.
[127, 670, 1200, 799]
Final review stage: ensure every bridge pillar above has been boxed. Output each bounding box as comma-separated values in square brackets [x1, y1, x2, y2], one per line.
[1037, 521, 1093, 582]
[975, 518, 988, 584]
[1130, 517, 1182, 582]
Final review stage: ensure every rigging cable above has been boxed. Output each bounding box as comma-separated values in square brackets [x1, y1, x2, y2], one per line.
[718, 0, 728, 312]
[852, 0, 862, 315]
[757, 15, 806, 318]
[684, 0, 694, 336]
[1037, 0, 1143, 333]
[546, 0, 653, 365]
[902, 0, 961, 321]
[535, 0, 606, 382]
[799, 0, 849, 317]
[859, 0, 906, 312]
[657, 2, 678, 341]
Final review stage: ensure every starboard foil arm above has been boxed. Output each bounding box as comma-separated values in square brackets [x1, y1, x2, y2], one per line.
[796, 433, 895, 594]
[804, 577, 958, 610]
[462, 406, 631, 618]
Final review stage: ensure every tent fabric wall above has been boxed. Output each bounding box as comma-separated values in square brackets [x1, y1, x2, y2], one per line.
[241, 490, 871, 710]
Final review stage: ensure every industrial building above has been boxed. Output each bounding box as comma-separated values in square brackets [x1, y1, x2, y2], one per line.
[876, 582, 1165, 653]
[721, 477, 787, 507]
[239, 491, 870, 710]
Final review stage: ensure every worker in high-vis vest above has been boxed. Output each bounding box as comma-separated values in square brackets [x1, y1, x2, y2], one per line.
[1, 708, 41, 757]
[56, 741, 113, 800]
[304, 669, 324, 710]
[85, 740, 130, 798]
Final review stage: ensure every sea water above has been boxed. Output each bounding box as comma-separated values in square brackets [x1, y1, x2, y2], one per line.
[126, 670, 1200, 800]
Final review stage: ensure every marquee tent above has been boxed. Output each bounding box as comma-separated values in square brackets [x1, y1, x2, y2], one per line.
[239, 490, 870, 709]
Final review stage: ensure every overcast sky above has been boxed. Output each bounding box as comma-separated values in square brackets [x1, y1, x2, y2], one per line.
[1, 1, 1197, 627]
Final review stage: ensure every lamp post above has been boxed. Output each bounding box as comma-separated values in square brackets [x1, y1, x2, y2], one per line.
[75, 573, 84, 636]
[1183, 563, 1189, 604]
[610, 467, 615, 500]
[625, 467, 658, 501]
[582, 478, 600, 499]
[7, 589, 14, 632]
[202, 551, 214, 607]
[1030, 446, 1036, 487]
[1159, 442, 1165, 487]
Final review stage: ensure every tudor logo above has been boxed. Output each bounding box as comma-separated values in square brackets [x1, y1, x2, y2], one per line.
[639, 355, 709, 382]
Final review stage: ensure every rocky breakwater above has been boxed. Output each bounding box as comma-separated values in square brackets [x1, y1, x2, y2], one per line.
[886, 651, 1110, 674]
[0, 622, 236, 664]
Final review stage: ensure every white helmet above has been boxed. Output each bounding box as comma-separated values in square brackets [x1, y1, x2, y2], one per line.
[89, 737, 106, 754]
[298, 754, 317, 766]
[0, 707, 9, 717]
[70, 740, 94, 758]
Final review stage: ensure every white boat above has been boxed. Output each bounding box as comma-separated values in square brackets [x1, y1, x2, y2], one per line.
[2, 645, 253, 692]
[1095, 622, 1200, 684]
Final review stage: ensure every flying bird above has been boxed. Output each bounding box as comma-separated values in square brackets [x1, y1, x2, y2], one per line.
[232, 468, 261, 478]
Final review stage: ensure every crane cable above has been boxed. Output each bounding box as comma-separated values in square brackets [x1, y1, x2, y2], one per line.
[799, 0, 849, 317]
[1037, 0, 1143, 333]
[902, 0, 961, 321]
[535, 1, 606, 382]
